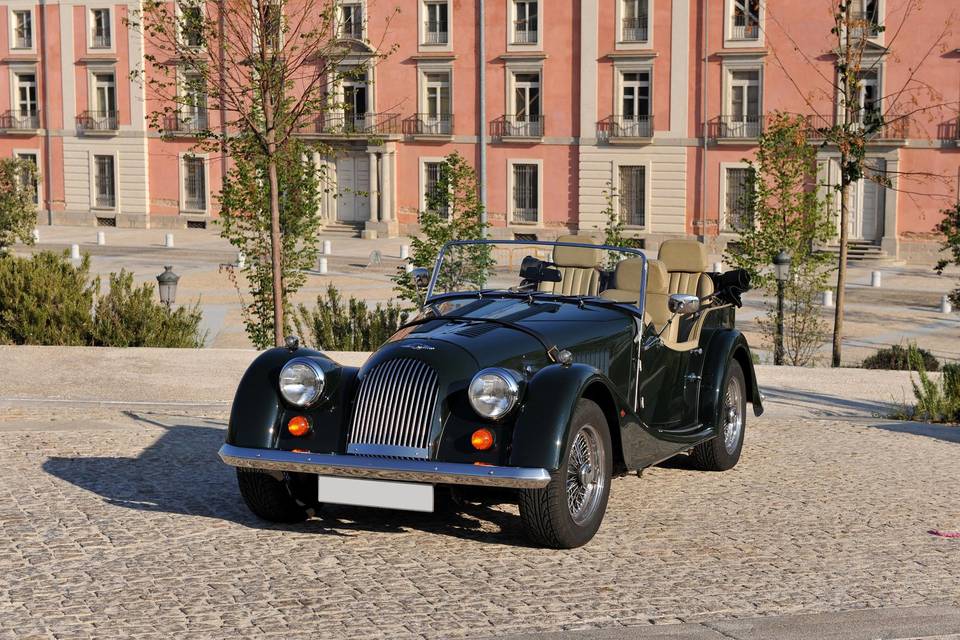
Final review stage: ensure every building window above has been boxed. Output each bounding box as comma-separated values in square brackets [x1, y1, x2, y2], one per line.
[423, 1, 448, 45]
[724, 69, 761, 137]
[621, 0, 648, 43]
[94, 155, 116, 209]
[263, 2, 283, 50]
[730, 0, 760, 41]
[725, 167, 755, 231]
[510, 71, 541, 136]
[340, 77, 368, 131]
[93, 72, 117, 124]
[91, 9, 112, 48]
[339, 2, 363, 39]
[512, 0, 538, 44]
[16, 152, 39, 205]
[618, 166, 645, 227]
[14, 73, 38, 125]
[183, 156, 207, 211]
[423, 161, 448, 217]
[179, 73, 208, 130]
[422, 71, 451, 134]
[13, 11, 33, 49]
[619, 70, 651, 136]
[855, 70, 880, 127]
[180, 3, 204, 48]
[852, 0, 881, 38]
[512, 163, 539, 224]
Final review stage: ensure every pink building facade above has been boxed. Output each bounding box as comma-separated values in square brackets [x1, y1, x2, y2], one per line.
[1, 0, 958, 258]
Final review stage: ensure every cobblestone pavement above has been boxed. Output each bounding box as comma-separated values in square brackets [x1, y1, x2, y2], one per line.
[1, 406, 959, 639]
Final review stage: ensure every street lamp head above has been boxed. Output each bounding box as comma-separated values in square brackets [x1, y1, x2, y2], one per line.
[773, 250, 792, 283]
[156, 265, 180, 307]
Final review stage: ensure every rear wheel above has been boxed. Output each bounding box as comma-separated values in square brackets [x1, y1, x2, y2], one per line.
[691, 360, 746, 471]
[519, 399, 612, 548]
[236, 468, 316, 523]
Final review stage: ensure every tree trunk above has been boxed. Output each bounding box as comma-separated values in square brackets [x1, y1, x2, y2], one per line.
[831, 0, 852, 368]
[264, 94, 284, 347]
[832, 178, 850, 367]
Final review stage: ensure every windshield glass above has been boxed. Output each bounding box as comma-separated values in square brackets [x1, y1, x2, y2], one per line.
[424, 240, 648, 312]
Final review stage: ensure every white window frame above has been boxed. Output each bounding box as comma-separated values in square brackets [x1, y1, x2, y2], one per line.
[507, 0, 542, 52]
[177, 70, 208, 129]
[614, 64, 653, 130]
[179, 152, 210, 214]
[89, 150, 120, 212]
[418, 0, 452, 51]
[13, 149, 41, 205]
[418, 156, 450, 216]
[615, 0, 652, 50]
[507, 158, 543, 225]
[722, 62, 763, 136]
[88, 67, 118, 118]
[723, 0, 765, 48]
[9, 65, 39, 118]
[720, 162, 755, 232]
[505, 64, 542, 117]
[612, 161, 651, 230]
[88, 7, 115, 52]
[417, 64, 452, 135]
[337, 0, 366, 40]
[10, 8, 36, 52]
[176, 0, 206, 50]
[846, 0, 884, 43]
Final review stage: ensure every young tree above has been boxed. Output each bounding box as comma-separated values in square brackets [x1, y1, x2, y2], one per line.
[725, 113, 835, 366]
[393, 152, 490, 306]
[934, 202, 960, 308]
[130, 0, 392, 346]
[0, 157, 38, 255]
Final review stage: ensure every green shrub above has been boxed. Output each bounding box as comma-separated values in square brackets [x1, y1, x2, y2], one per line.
[862, 344, 940, 372]
[0, 251, 97, 345]
[906, 348, 960, 424]
[292, 285, 404, 351]
[93, 270, 205, 347]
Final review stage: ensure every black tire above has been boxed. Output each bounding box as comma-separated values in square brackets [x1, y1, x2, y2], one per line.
[692, 360, 747, 471]
[236, 468, 313, 523]
[518, 399, 613, 549]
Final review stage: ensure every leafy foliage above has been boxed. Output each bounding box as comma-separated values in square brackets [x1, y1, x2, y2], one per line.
[901, 347, 960, 424]
[599, 184, 642, 268]
[862, 344, 940, 372]
[93, 270, 205, 347]
[219, 138, 322, 348]
[393, 152, 491, 307]
[934, 202, 960, 308]
[292, 285, 403, 351]
[724, 113, 835, 366]
[0, 157, 39, 255]
[0, 252, 204, 347]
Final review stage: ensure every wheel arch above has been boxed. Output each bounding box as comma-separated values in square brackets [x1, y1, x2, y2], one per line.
[698, 330, 764, 434]
[581, 380, 626, 475]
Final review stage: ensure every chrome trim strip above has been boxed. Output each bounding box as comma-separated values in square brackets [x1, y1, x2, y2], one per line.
[346, 443, 430, 460]
[219, 444, 552, 489]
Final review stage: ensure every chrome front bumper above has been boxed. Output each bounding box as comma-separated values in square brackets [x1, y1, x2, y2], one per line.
[218, 444, 552, 489]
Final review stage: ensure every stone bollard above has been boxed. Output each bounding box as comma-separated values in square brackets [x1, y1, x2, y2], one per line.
[712, 261, 723, 274]
[323, 240, 332, 255]
[400, 244, 410, 260]
[165, 233, 175, 248]
[97, 231, 106, 246]
[70, 244, 80, 260]
[318, 257, 328, 274]
[871, 270, 882, 288]
[823, 290, 834, 308]
[942, 295, 953, 314]
[237, 251, 246, 269]
[31, 228, 39, 243]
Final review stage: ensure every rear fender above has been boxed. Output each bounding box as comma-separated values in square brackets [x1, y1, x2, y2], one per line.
[698, 330, 764, 435]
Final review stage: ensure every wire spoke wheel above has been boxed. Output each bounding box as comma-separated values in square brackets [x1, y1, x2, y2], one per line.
[722, 374, 744, 455]
[565, 424, 606, 525]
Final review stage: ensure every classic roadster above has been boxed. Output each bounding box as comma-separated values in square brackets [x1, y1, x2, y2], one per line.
[219, 237, 762, 548]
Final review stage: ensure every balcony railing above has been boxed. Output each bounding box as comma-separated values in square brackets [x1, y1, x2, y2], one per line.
[512, 21, 537, 44]
[849, 11, 881, 38]
[14, 35, 32, 49]
[730, 22, 760, 40]
[621, 16, 648, 42]
[340, 21, 363, 39]
[0, 109, 40, 130]
[491, 114, 544, 139]
[404, 113, 453, 136]
[597, 114, 653, 140]
[313, 112, 399, 136]
[804, 112, 909, 141]
[164, 111, 209, 134]
[77, 110, 119, 132]
[423, 21, 448, 44]
[91, 33, 111, 48]
[713, 114, 763, 139]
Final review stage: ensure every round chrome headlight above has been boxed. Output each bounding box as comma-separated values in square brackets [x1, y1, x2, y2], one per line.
[279, 358, 325, 407]
[468, 368, 520, 420]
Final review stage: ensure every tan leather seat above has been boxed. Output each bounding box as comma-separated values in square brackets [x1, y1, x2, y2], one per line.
[599, 258, 644, 304]
[657, 239, 715, 298]
[600, 258, 672, 330]
[539, 235, 601, 296]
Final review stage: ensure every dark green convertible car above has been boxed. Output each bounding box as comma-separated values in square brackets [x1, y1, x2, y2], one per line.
[219, 237, 763, 548]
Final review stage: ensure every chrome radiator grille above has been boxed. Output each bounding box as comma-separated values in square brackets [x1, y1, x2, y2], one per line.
[348, 358, 439, 459]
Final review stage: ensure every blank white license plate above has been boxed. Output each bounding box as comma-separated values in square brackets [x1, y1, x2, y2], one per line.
[316, 476, 434, 513]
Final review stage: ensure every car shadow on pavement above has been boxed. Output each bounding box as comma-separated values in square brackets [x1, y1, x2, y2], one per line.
[41, 413, 538, 548]
[869, 420, 960, 445]
[761, 387, 893, 418]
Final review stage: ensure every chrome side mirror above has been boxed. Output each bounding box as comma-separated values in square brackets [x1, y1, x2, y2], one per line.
[668, 293, 700, 316]
[411, 267, 431, 290]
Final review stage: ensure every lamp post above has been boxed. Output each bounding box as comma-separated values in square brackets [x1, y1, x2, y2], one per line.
[156, 265, 180, 310]
[773, 250, 791, 366]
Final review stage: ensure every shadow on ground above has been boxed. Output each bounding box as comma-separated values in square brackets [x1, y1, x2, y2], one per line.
[762, 387, 893, 418]
[41, 412, 535, 547]
[869, 420, 960, 445]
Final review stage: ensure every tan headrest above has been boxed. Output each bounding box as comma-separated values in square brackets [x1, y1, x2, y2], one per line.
[647, 259, 669, 291]
[553, 235, 601, 268]
[658, 239, 708, 273]
[612, 258, 643, 291]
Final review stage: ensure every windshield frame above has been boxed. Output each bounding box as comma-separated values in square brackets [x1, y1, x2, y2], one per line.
[425, 239, 649, 320]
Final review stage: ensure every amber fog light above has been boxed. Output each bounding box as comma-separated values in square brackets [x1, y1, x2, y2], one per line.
[287, 416, 311, 437]
[471, 428, 495, 451]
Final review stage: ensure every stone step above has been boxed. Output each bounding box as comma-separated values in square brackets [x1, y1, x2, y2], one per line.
[321, 222, 364, 238]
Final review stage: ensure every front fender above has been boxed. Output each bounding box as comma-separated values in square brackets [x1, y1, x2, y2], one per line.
[508, 363, 620, 471]
[698, 330, 764, 435]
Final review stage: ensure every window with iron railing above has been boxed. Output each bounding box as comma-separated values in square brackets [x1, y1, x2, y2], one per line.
[423, 2, 448, 44]
[15, 73, 38, 127]
[424, 162, 449, 218]
[725, 167, 755, 231]
[618, 166, 646, 227]
[16, 153, 39, 205]
[94, 155, 116, 208]
[183, 156, 207, 211]
[730, 0, 760, 40]
[91, 9, 112, 48]
[512, 163, 539, 223]
[621, 0, 648, 42]
[850, 0, 881, 38]
[180, 4, 204, 48]
[13, 11, 33, 49]
[512, 0, 538, 44]
[340, 3, 363, 39]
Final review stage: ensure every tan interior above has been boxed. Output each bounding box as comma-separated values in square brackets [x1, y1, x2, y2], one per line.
[538, 235, 602, 296]
[657, 239, 715, 298]
[600, 258, 672, 331]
